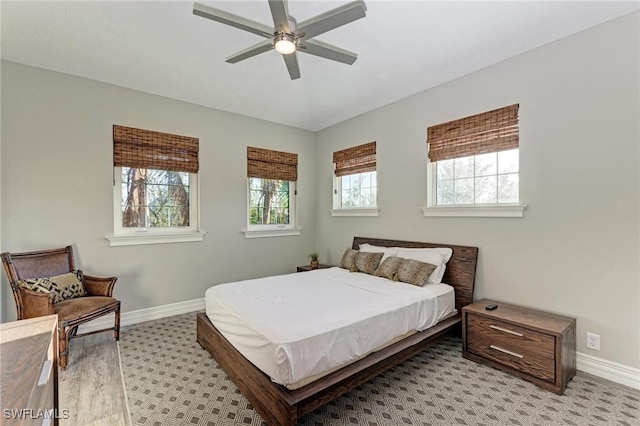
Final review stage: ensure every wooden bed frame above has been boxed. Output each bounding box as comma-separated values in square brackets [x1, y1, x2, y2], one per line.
[196, 236, 478, 425]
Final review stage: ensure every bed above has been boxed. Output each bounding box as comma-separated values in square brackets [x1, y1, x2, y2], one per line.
[196, 236, 478, 425]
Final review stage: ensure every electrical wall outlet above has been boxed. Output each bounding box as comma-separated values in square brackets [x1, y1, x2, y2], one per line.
[586, 332, 600, 350]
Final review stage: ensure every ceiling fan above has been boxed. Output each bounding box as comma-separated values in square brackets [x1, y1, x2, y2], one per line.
[193, 0, 367, 80]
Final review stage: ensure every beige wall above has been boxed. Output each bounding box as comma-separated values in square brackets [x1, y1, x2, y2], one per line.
[315, 12, 639, 368]
[1, 61, 317, 319]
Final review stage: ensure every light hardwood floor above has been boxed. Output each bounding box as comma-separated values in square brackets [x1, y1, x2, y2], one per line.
[58, 333, 130, 426]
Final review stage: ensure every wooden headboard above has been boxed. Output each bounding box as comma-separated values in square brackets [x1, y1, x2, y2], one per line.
[352, 237, 478, 311]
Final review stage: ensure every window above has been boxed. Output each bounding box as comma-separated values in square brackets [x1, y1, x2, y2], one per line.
[337, 171, 377, 208]
[118, 167, 194, 228]
[424, 104, 525, 217]
[245, 147, 300, 238]
[107, 125, 205, 246]
[434, 149, 519, 205]
[332, 141, 378, 217]
[248, 178, 293, 226]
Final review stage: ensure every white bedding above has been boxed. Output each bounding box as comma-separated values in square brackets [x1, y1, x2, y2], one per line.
[205, 267, 455, 387]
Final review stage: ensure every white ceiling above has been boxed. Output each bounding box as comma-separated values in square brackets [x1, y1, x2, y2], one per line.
[2, 1, 638, 131]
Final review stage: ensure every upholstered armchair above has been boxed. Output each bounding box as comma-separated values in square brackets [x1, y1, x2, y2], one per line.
[1, 246, 120, 369]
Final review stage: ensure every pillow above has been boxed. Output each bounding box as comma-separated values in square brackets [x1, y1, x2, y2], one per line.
[340, 248, 359, 271]
[373, 256, 404, 280]
[19, 270, 86, 303]
[354, 251, 384, 275]
[395, 248, 453, 284]
[393, 259, 437, 286]
[358, 244, 399, 263]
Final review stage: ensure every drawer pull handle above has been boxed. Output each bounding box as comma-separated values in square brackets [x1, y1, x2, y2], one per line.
[37, 359, 53, 387]
[490, 325, 523, 337]
[42, 413, 53, 426]
[490, 345, 524, 359]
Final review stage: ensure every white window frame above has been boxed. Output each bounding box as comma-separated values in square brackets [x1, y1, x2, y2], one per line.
[243, 178, 301, 239]
[106, 167, 206, 246]
[422, 150, 526, 218]
[330, 171, 379, 217]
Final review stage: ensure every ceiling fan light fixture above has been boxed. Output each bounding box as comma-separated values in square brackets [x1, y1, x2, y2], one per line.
[274, 33, 296, 54]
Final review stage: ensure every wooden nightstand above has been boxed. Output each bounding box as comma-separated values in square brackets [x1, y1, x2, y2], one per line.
[296, 264, 332, 272]
[462, 299, 576, 395]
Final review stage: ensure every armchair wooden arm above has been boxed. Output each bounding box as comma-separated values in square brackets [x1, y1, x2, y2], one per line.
[18, 287, 55, 319]
[83, 275, 117, 297]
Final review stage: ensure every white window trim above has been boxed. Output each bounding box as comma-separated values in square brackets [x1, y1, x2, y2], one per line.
[421, 204, 526, 218]
[244, 179, 299, 238]
[330, 208, 380, 217]
[106, 167, 205, 246]
[423, 156, 526, 218]
[106, 231, 207, 247]
[242, 227, 303, 239]
[332, 171, 379, 217]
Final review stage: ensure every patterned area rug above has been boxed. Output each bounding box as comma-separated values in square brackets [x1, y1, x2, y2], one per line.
[119, 313, 639, 425]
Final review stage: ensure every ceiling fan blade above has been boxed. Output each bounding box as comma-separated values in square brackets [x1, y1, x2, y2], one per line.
[193, 2, 272, 38]
[283, 53, 301, 80]
[226, 41, 274, 64]
[299, 39, 358, 65]
[296, 0, 366, 40]
[268, 0, 290, 34]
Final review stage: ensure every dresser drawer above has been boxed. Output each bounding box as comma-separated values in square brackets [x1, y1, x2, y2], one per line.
[466, 314, 556, 382]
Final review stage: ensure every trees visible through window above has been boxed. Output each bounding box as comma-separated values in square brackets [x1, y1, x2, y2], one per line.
[338, 171, 377, 208]
[121, 167, 190, 228]
[249, 178, 291, 225]
[435, 149, 519, 205]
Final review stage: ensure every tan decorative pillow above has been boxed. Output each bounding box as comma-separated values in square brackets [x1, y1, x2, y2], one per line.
[340, 248, 359, 271]
[19, 270, 86, 303]
[374, 256, 404, 280]
[355, 251, 384, 275]
[394, 259, 437, 286]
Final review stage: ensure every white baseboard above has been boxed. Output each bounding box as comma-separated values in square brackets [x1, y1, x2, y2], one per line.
[77, 297, 205, 334]
[577, 351, 640, 390]
[78, 298, 640, 391]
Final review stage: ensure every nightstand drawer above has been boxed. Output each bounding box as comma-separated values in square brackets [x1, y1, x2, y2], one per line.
[466, 314, 555, 358]
[466, 314, 556, 382]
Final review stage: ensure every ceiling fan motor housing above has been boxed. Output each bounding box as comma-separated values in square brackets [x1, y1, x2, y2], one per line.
[274, 32, 297, 54]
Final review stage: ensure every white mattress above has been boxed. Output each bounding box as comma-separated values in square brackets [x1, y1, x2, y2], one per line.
[205, 267, 455, 387]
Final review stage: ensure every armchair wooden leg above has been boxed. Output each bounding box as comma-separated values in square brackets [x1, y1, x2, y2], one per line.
[58, 326, 70, 370]
[114, 303, 121, 341]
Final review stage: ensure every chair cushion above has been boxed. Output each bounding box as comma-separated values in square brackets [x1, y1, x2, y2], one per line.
[19, 270, 87, 303]
[54, 296, 118, 323]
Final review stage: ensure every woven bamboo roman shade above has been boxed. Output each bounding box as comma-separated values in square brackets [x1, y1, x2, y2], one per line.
[427, 104, 519, 162]
[113, 125, 199, 173]
[333, 141, 376, 177]
[247, 147, 298, 181]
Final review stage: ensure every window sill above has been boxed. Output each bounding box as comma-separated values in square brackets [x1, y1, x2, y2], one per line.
[106, 231, 207, 247]
[330, 208, 379, 217]
[243, 227, 302, 239]
[421, 204, 527, 218]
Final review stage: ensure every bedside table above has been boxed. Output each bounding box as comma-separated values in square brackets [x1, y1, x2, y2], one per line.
[296, 264, 332, 272]
[462, 299, 576, 395]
